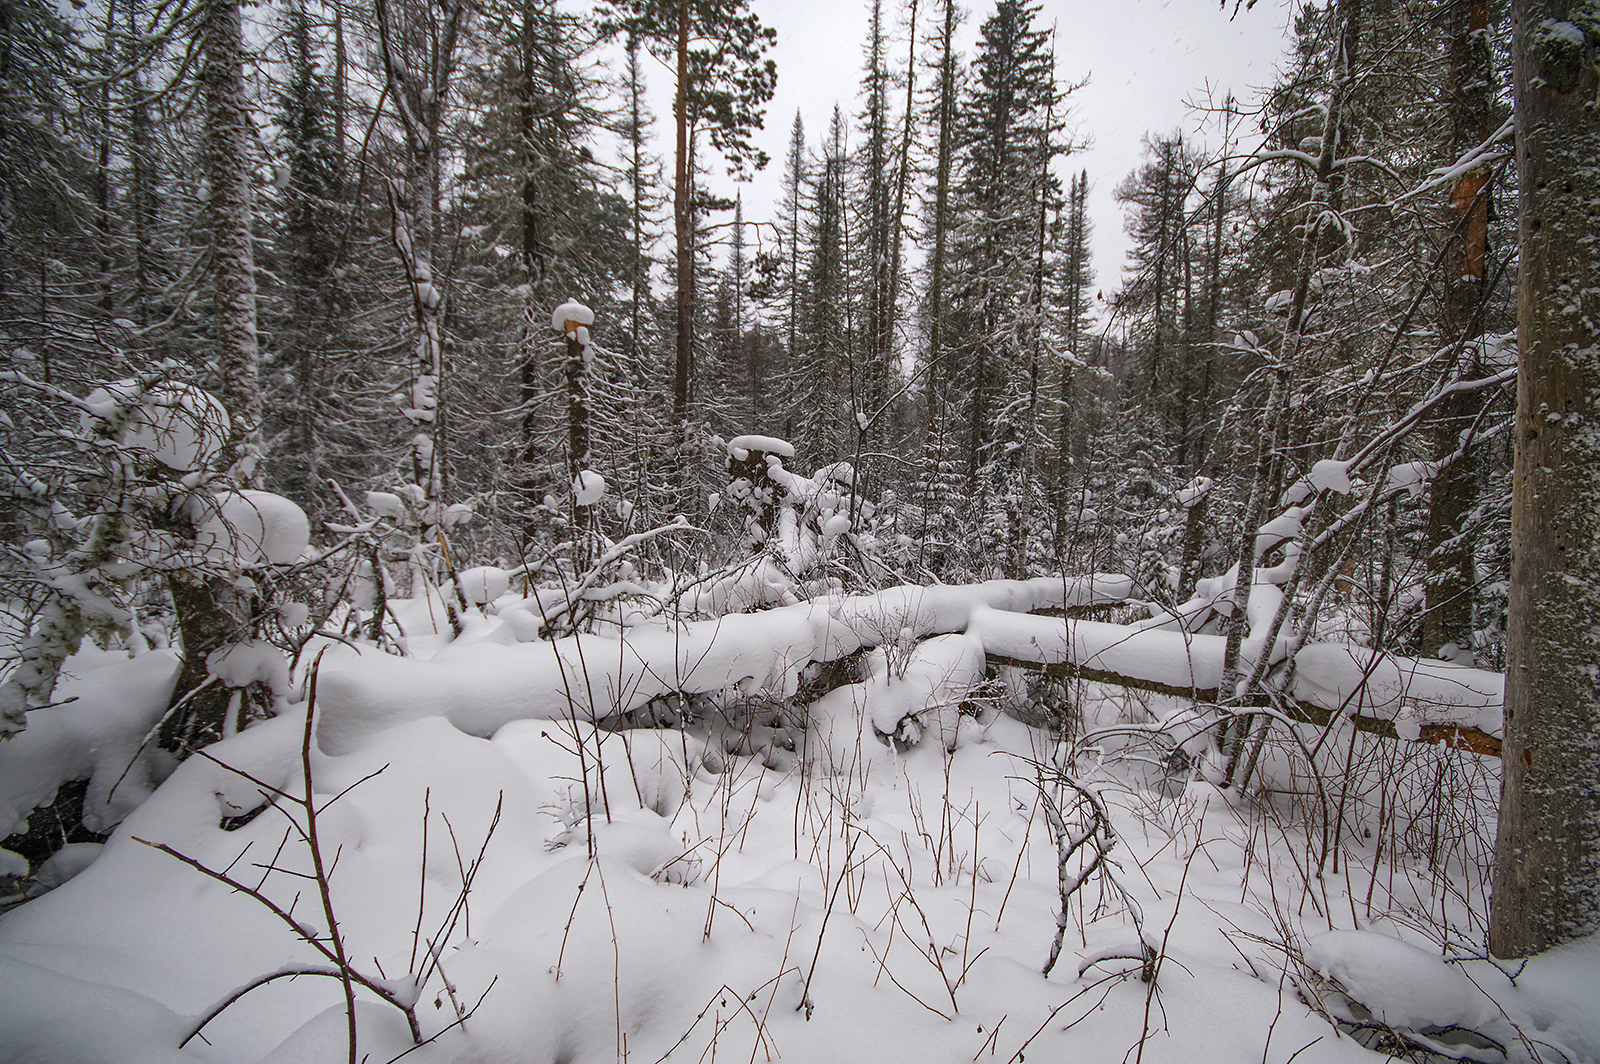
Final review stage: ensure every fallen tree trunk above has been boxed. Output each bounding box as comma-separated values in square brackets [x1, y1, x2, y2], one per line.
[312, 576, 1504, 760]
[986, 653, 1502, 757]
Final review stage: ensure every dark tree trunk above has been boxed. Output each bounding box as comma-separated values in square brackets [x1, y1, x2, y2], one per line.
[1423, 0, 1495, 662]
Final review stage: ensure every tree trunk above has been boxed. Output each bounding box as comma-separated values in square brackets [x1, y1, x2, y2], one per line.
[1489, 0, 1600, 959]
[1423, 0, 1495, 662]
[203, 0, 262, 482]
[671, 0, 693, 432]
[162, 0, 263, 753]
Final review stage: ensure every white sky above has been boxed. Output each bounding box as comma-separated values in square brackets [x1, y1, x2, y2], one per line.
[642, 0, 1302, 304]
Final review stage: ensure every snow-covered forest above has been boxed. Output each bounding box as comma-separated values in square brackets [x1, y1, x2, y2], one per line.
[2, 0, 1598, 1061]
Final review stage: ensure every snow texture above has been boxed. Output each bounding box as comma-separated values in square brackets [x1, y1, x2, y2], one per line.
[81, 381, 231, 473]
[192, 491, 311, 567]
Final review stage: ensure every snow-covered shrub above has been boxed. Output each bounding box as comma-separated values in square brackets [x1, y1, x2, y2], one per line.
[0, 366, 308, 865]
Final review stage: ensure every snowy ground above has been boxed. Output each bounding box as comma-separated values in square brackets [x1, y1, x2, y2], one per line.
[0, 591, 1594, 1064]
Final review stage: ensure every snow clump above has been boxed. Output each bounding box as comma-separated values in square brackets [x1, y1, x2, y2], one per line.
[81, 381, 231, 473]
[572, 469, 606, 506]
[551, 299, 595, 334]
[192, 490, 310, 567]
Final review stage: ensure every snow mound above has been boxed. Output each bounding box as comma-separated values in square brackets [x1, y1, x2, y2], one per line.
[193, 490, 310, 567]
[82, 381, 231, 473]
[1305, 930, 1485, 1030]
[0, 647, 180, 836]
[458, 566, 512, 605]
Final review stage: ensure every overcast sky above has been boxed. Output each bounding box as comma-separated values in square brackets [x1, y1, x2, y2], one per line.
[642, 0, 1302, 303]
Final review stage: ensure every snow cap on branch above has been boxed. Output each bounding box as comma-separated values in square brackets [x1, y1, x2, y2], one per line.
[82, 381, 231, 473]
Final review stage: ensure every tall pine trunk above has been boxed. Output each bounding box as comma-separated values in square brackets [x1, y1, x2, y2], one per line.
[1489, 0, 1600, 959]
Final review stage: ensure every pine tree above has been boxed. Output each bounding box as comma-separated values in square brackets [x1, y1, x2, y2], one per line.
[793, 107, 853, 459]
[855, 0, 897, 435]
[1052, 168, 1093, 545]
[943, 0, 1068, 571]
[266, 0, 349, 514]
[606, 0, 777, 455]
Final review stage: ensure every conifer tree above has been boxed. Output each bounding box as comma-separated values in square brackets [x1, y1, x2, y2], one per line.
[943, 0, 1067, 570]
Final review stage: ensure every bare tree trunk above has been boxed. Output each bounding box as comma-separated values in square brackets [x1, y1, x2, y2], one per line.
[161, 0, 265, 753]
[1423, 0, 1495, 662]
[1489, 0, 1600, 960]
[671, 0, 692, 434]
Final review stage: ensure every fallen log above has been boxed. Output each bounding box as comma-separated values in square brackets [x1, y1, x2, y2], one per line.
[986, 652, 1502, 758]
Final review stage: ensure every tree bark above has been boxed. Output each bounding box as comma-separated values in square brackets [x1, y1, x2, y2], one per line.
[203, 0, 262, 482]
[671, 0, 693, 432]
[1423, 0, 1495, 662]
[1490, 0, 1600, 959]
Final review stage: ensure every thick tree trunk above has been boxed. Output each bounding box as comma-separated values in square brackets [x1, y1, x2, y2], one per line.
[1489, 0, 1600, 959]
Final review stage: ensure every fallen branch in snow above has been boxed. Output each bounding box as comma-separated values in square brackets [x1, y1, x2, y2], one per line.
[987, 652, 1501, 757]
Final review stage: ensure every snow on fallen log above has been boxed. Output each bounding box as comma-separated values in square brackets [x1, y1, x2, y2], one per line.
[973, 607, 1239, 695]
[313, 574, 1132, 753]
[1289, 643, 1503, 740]
[978, 609, 1503, 754]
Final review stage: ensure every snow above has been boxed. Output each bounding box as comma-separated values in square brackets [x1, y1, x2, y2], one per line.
[0, 647, 180, 837]
[0, 849, 28, 878]
[35, 843, 103, 888]
[1304, 930, 1486, 1029]
[1174, 476, 1212, 508]
[193, 491, 311, 568]
[81, 381, 231, 473]
[364, 490, 406, 519]
[572, 469, 606, 506]
[207, 639, 290, 694]
[309, 575, 1136, 752]
[550, 299, 595, 333]
[0, 579, 1571, 1064]
[1384, 459, 1438, 498]
[457, 566, 511, 606]
[1290, 642, 1503, 735]
[726, 434, 796, 460]
[1282, 459, 1352, 505]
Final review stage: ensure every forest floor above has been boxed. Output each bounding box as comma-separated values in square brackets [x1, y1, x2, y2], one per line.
[1, 590, 1597, 1064]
